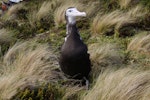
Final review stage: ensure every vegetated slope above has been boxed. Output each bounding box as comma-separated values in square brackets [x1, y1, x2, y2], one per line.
[0, 0, 149, 99]
[82, 68, 150, 100]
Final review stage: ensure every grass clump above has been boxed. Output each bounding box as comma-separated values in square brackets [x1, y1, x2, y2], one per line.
[127, 33, 150, 56]
[0, 28, 16, 55]
[0, 28, 15, 44]
[91, 5, 148, 36]
[0, 41, 63, 99]
[13, 83, 64, 100]
[127, 32, 150, 70]
[27, 1, 54, 29]
[140, 0, 150, 9]
[118, 0, 132, 9]
[82, 68, 150, 100]
[88, 43, 123, 78]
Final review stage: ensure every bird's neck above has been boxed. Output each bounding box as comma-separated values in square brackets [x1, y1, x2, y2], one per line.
[67, 16, 76, 24]
[65, 19, 82, 41]
[66, 16, 77, 35]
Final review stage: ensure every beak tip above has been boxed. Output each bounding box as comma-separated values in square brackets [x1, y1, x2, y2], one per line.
[83, 12, 86, 17]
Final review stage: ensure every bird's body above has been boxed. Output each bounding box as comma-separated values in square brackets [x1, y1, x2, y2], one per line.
[60, 23, 91, 79]
[59, 7, 91, 82]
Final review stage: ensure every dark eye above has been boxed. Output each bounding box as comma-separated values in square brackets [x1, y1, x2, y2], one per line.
[68, 10, 72, 12]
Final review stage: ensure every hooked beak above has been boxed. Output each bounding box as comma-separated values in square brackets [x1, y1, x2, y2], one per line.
[79, 12, 86, 17]
[72, 11, 86, 17]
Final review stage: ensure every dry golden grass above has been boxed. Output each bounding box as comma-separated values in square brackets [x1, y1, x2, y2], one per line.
[0, 28, 14, 44]
[28, 1, 59, 28]
[83, 1, 101, 18]
[36, 1, 53, 20]
[3, 42, 33, 64]
[92, 10, 122, 35]
[62, 86, 84, 100]
[27, 10, 38, 28]
[118, 0, 132, 9]
[3, 3, 24, 20]
[88, 43, 123, 78]
[0, 41, 62, 99]
[91, 5, 147, 35]
[127, 33, 150, 56]
[82, 68, 150, 100]
[115, 5, 147, 33]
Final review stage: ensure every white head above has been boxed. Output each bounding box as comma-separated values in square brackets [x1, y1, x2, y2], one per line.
[65, 7, 86, 24]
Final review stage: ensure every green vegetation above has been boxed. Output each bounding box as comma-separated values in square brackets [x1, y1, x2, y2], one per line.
[13, 83, 64, 100]
[0, 0, 149, 100]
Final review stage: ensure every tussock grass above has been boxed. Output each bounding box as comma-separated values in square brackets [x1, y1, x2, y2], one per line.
[88, 43, 123, 78]
[118, 0, 132, 9]
[91, 5, 147, 36]
[92, 10, 122, 35]
[62, 86, 84, 100]
[4, 3, 24, 20]
[27, 10, 37, 28]
[0, 41, 62, 99]
[83, 68, 150, 100]
[118, 0, 140, 9]
[83, 1, 101, 18]
[3, 41, 35, 64]
[127, 33, 150, 56]
[36, 1, 53, 20]
[0, 28, 14, 44]
[28, 1, 54, 28]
